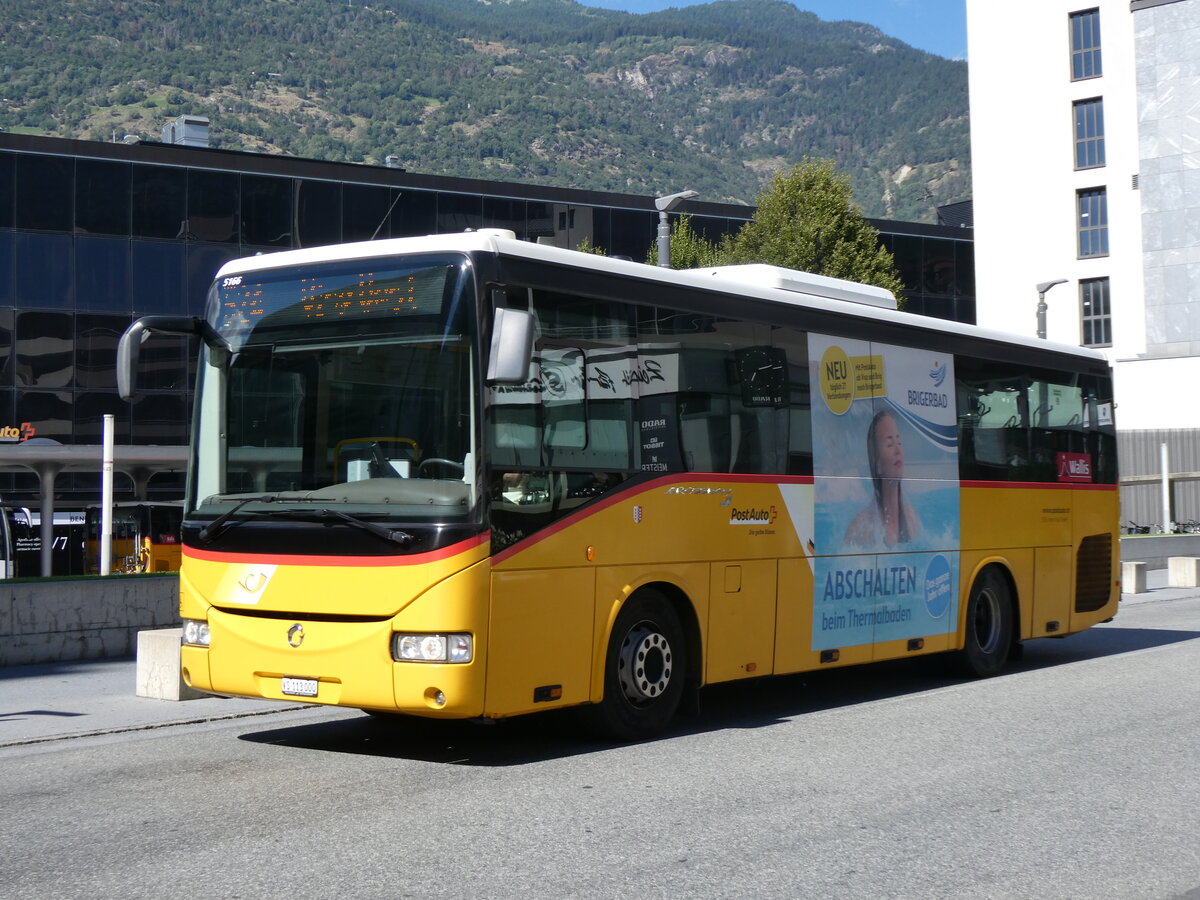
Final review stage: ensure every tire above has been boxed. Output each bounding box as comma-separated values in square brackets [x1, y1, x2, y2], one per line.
[954, 566, 1014, 677]
[592, 590, 686, 741]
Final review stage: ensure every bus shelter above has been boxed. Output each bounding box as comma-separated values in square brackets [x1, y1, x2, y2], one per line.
[0, 443, 187, 577]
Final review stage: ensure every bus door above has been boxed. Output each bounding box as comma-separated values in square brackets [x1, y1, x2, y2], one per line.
[0, 507, 15, 579]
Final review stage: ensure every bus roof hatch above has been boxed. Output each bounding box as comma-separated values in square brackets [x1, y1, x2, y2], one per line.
[692, 264, 897, 310]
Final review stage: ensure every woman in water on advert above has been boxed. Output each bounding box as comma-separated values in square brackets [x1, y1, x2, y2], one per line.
[844, 408, 922, 549]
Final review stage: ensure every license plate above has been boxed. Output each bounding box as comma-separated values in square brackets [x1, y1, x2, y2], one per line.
[281, 677, 319, 697]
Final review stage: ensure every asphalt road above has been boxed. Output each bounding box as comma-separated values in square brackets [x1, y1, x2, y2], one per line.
[3, 596, 1199, 900]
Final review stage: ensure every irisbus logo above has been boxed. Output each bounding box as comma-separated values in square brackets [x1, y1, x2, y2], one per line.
[0, 422, 36, 443]
[666, 485, 733, 507]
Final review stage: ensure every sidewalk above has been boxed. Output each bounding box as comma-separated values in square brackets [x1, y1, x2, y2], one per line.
[2, 571, 1197, 748]
[0, 657, 307, 748]
[1121, 564, 1200, 605]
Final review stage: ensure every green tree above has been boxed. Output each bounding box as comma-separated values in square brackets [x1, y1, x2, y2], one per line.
[722, 159, 905, 296]
[645, 215, 722, 269]
[575, 236, 607, 255]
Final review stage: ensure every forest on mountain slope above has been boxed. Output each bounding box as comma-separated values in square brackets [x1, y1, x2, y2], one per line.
[0, 0, 971, 221]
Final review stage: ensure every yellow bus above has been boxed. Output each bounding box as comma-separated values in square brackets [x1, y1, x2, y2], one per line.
[84, 502, 183, 574]
[118, 230, 1118, 739]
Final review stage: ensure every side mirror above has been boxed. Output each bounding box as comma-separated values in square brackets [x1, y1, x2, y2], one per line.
[486, 307, 534, 384]
[117, 316, 205, 400]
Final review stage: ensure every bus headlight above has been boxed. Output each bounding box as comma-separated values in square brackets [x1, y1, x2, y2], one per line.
[181, 618, 211, 647]
[392, 633, 472, 663]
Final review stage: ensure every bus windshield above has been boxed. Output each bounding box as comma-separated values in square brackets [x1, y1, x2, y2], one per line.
[189, 254, 479, 531]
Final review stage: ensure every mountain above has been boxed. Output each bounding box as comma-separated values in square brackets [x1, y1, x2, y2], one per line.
[0, 0, 970, 222]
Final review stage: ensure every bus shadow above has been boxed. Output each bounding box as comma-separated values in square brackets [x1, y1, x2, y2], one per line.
[238, 706, 606, 766]
[238, 624, 1200, 766]
[691, 625, 1199, 730]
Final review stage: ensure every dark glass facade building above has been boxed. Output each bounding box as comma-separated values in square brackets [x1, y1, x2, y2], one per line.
[0, 131, 974, 505]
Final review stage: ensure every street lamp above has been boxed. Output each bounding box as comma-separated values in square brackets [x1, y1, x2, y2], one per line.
[1036, 279, 1068, 339]
[654, 190, 699, 268]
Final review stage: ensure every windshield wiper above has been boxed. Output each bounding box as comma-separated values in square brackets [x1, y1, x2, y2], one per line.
[267, 508, 415, 546]
[197, 495, 277, 542]
[198, 497, 415, 546]
[319, 509, 415, 546]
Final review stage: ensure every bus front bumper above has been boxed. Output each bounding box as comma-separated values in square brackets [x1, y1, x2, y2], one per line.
[181, 613, 487, 718]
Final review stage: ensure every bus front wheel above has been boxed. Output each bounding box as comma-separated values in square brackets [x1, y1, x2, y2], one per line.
[593, 590, 686, 741]
[955, 567, 1013, 678]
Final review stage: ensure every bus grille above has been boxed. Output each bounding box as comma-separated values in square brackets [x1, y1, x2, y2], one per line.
[1075, 533, 1113, 613]
[214, 606, 391, 624]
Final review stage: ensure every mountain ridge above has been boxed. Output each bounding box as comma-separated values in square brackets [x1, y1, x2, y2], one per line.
[0, 0, 970, 222]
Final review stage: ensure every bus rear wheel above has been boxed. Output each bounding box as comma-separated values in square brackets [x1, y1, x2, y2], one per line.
[592, 590, 686, 741]
[955, 566, 1013, 678]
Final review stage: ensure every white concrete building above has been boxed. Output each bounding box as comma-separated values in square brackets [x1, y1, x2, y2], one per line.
[968, 0, 1200, 523]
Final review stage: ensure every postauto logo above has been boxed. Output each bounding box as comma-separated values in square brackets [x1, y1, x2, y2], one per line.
[0, 422, 36, 443]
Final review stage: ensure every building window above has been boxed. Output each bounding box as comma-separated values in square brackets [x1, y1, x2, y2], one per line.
[1077, 188, 1109, 257]
[75, 160, 131, 236]
[241, 174, 293, 249]
[295, 179, 341, 247]
[1070, 9, 1102, 80]
[1080, 278, 1111, 347]
[186, 170, 239, 243]
[132, 165, 186, 240]
[16, 155, 73, 232]
[1074, 98, 1105, 169]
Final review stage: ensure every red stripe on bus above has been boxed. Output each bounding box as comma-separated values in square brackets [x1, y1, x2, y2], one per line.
[960, 480, 1118, 491]
[490, 473, 813, 566]
[183, 532, 490, 568]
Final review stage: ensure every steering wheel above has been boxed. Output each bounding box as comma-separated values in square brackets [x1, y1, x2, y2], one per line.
[417, 457, 464, 477]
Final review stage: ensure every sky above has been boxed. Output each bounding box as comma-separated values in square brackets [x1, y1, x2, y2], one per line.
[574, 0, 968, 61]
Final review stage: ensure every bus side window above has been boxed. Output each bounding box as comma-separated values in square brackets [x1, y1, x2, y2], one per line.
[679, 393, 732, 473]
[1027, 378, 1085, 481]
[958, 355, 1111, 484]
[517, 289, 636, 472]
[957, 356, 1031, 481]
[540, 348, 586, 450]
[778, 329, 812, 477]
[489, 469, 555, 550]
[490, 400, 540, 467]
[1081, 376, 1117, 483]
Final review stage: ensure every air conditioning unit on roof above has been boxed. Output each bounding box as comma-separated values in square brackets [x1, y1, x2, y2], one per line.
[692, 264, 897, 309]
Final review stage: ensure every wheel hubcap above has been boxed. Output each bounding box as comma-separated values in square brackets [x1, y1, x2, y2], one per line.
[617, 623, 673, 705]
[974, 587, 1002, 654]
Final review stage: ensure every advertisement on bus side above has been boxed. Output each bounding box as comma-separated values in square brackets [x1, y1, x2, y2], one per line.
[809, 334, 960, 650]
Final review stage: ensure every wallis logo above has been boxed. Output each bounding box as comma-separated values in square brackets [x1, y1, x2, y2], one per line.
[0, 422, 36, 443]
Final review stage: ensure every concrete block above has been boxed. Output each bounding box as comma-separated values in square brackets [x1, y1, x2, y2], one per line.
[136, 628, 206, 701]
[1167, 556, 1200, 588]
[1122, 561, 1148, 594]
